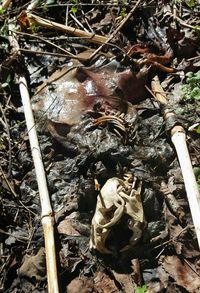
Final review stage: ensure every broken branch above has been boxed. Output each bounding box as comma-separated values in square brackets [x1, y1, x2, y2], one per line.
[27, 12, 108, 44]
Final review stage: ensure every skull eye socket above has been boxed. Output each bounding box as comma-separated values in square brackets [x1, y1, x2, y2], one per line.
[116, 184, 121, 190]
[105, 214, 134, 252]
[116, 199, 122, 205]
[96, 227, 102, 233]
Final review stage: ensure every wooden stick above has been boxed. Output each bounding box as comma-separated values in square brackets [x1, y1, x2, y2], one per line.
[9, 26, 59, 292]
[27, 12, 108, 44]
[151, 75, 168, 104]
[151, 75, 200, 249]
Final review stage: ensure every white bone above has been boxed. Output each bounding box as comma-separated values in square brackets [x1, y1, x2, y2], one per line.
[90, 176, 145, 254]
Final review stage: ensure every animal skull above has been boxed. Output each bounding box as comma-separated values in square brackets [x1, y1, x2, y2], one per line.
[90, 175, 146, 254]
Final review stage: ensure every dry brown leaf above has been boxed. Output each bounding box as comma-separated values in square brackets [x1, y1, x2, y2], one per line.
[146, 281, 165, 293]
[76, 49, 113, 62]
[160, 255, 200, 292]
[67, 276, 94, 293]
[112, 271, 136, 292]
[94, 270, 121, 293]
[18, 247, 46, 281]
[57, 218, 81, 236]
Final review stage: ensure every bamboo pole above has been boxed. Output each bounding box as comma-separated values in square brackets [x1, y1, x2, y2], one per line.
[27, 12, 108, 45]
[151, 75, 200, 248]
[9, 27, 59, 292]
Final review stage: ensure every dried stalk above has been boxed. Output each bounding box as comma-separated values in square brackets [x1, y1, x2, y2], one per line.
[12, 29, 76, 57]
[151, 75, 200, 249]
[0, 0, 12, 9]
[9, 27, 59, 292]
[27, 12, 108, 44]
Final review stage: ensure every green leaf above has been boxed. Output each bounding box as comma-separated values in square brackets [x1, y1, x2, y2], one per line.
[136, 285, 148, 293]
[182, 70, 200, 101]
[0, 6, 5, 14]
[120, 7, 126, 17]
[193, 167, 200, 177]
[31, 24, 39, 33]
[193, 25, 200, 32]
[1, 74, 11, 88]
[70, 6, 77, 14]
[196, 126, 200, 134]
[187, 0, 196, 7]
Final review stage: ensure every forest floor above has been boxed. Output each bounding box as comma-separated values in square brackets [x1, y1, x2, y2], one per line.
[0, 0, 200, 292]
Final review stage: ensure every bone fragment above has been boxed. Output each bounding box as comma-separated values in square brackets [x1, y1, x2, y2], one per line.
[90, 176, 145, 254]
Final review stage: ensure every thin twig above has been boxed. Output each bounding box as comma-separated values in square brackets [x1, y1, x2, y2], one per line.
[0, 228, 29, 242]
[65, 5, 69, 26]
[11, 30, 76, 57]
[153, 225, 192, 251]
[187, 54, 200, 61]
[0, 104, 12, 177]
[70, 13, 89, 33]
[88, 0, 144, 61]
[20, 48, 74, 58]
[0, 165, 37, 216]
[175, 15, 200, 31]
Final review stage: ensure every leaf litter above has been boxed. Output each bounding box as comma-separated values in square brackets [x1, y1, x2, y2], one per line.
[0, 0, 200, 292]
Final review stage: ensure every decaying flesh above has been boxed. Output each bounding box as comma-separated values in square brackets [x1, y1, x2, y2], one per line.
[90, 174, 146, 254]
[32, 60, 145, 143]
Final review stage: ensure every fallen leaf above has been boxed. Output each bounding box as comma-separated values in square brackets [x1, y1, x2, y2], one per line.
[112, 271, 136, 292]
[57, 218, 81, 236]
[67, 276, 94, 293]
[94, 270, 122, 293]
[18, 248, 46, 281]
[160, 255, 200, 292]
